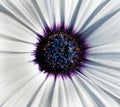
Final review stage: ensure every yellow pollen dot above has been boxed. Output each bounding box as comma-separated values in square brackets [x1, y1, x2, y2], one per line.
[49, 35, 52, 39]
[76, 48, 80, 51]
[53, 63, 56, 66]
[43, 48, 46, 51]
[47, 43, 50, 46]
[69, 37, 73, 40]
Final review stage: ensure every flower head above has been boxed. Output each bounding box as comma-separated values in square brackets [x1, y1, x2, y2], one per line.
[0, 0, 120, 107]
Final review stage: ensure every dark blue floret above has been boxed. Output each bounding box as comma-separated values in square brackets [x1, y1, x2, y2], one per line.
[35, 30, 87, 76]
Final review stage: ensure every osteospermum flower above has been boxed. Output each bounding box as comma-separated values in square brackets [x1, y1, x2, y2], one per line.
[0, 0, 120, 107]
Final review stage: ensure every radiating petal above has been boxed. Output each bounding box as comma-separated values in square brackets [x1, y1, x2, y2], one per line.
[74, 0, 105, 33]
[65, 0, 79, 28]
[0, 62, 40, 105]
[63, 77, 83, 107]
[1, 72, 46, 107]
[76, 73, 120, 107]
[82, 8, 120, 39]
[71, 76, 97, 107]
[0, 54, 34, 72]
[86, 12, 120, 47]
[85, 43, 120, 98]
[85, 0, 120, 29]
[51, 77, 68, 107]
[83, 64, 120, 98]
[0, 13, 38, 43]
[0, 0, 44, 34]
[29, 76, 54, 107]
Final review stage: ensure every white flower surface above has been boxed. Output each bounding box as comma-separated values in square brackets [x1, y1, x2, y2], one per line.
[0, 0, 120, 107]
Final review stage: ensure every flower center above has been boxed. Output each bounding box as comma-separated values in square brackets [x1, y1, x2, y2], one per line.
[35, 31, 85, 76]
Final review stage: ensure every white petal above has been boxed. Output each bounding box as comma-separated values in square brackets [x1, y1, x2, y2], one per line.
[85, 0, 120, 31]
[35, 0, 52, 30]
[51, 77, 67, 107]
[0, 53, 35, 72]
[0, 62, 40, 105]
[53, 0, 61, 26]
[86, 12, 120, 47]
[1, 0, 43, 34]
[0, 39, 35, 52]
[84, 62, 120, 78]
[74, 0, 104, 32]
[88, 40, 120, 54]
[30, 76, 54, 107]
[1, 73, 46, 107]
[83, 65, 120, 98]
[87, 54, 120, 69]
[71, 76, 97, 107]
[64, 0, 73, 27]
[82, 0, 120, 36]
[45, 0, 55, 28]
[65, 0, 82, 28]
[63, 77, 83, 107]
[76, 73, 120, 107]
[0, 13, 38, 44]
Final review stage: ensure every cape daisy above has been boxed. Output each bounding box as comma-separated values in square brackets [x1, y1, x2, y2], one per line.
[0, 0, 120, 107]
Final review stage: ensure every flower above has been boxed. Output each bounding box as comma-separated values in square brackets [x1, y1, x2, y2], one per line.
[0, 0, 120, 107]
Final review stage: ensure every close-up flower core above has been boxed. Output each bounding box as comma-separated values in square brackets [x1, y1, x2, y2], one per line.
[0, 0, 120, 107]
[35, 29, 87, 76]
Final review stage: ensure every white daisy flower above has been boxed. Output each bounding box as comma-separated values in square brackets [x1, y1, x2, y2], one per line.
[0, 0, 120, 107]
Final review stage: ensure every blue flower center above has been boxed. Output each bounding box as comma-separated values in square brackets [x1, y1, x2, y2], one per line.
[35, 32, 84, 75]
